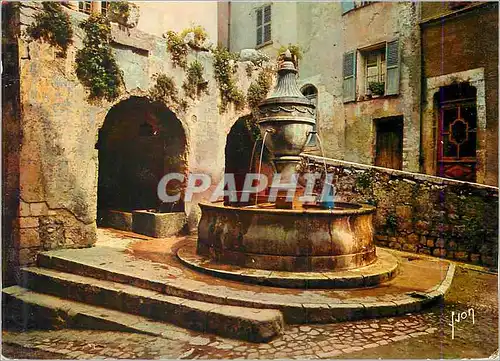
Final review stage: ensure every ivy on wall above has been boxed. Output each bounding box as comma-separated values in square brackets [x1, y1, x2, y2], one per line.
[165, 31, 188, 69]
[108, 1, 131, 23]
[213, 46, 245, 113]
[75, 15, 123, 101]
[246, 67, 274, 111]
[182, 60, 208, 100]
[149, 73, 188, 113]
[26, 2, 73, 57]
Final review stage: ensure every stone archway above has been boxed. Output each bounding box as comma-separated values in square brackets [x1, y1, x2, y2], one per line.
[96, 97, 187, 232]
[224, 116, 273, 204]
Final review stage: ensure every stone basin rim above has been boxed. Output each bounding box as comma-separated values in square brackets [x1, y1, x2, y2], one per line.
[199, 201, 376, 216]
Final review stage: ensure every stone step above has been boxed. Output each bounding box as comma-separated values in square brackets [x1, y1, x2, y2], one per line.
[37, 250, 453, 324]
[19, 267, 284, 343]
[3, 285, 203, 340]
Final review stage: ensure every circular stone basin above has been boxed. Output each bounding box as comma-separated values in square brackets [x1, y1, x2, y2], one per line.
[197, 201, 377, 272]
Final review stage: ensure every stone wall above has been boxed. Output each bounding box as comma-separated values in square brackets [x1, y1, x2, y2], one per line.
[303, 155, 498, 268]
[5, 2, 268, 276]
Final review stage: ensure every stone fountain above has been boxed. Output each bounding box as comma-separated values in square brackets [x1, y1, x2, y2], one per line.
[179, 51, 399, 285]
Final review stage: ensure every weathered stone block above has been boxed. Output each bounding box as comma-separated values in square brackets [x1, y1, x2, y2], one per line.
[408, 234, 419, 244]
[426, 238, 434, 248]
[402, 243, 416, 252]
[395, 205, 412, 218]
[453, 251, 469, 261]
[436, 238, 445, 248]
[470, 253, 481, 263]
[19, 217, 39, 229]
[104, 210, 133, 232]
[29, 202, 48, 217]
[19, 201, 31, 217]
[19, 228, 40, 248]
[132, 211, 187, 238]
[432, 248, 446, 257]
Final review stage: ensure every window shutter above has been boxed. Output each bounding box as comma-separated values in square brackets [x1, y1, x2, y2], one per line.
[385, 39, 400, 95]
[256, 8, 263, 45]
[341, 1, 355, 14]
[343, 51, 356, 102]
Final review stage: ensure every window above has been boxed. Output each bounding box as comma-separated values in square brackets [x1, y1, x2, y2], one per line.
[342, 39, 400, 102]
[256, 5, 271, 47]
[365, 48, 386, 95]
[101, 1, 109, 16]
[301, 85, 318, 146]
[78, 1, 92, 14]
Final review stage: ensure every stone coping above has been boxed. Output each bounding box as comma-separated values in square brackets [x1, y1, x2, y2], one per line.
[177, 245, 399, 289]
[303, 154, 499, 192]
[199, 201, 376, 216]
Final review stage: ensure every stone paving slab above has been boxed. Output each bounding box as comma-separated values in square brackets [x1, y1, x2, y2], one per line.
[35, 229, 455, 324]
[177, 243, 399, 288]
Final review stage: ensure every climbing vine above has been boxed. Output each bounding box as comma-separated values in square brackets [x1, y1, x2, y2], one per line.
[75, 15, 123, 101]
[107, 1, 131, 23]
[26, 2, 73, 57]
[212, 46, 245, 113]
[182, 60, 208, 99]
[246, 66, 274, 111]
[165, 31, 188, 69]
[149, 73, 187, 113]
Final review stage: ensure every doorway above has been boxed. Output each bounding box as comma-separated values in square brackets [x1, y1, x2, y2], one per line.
[374, 116, 403, 170]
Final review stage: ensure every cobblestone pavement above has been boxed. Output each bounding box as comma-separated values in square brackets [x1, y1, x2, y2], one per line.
[3, 311, 440, 359]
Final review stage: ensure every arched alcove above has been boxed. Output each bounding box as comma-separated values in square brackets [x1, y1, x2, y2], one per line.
[96, 97, 187, 224]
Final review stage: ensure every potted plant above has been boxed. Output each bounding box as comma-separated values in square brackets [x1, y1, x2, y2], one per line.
[368, 81, 385, 98]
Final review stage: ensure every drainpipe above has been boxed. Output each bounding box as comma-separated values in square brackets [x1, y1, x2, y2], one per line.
[227, 1, 231, 50]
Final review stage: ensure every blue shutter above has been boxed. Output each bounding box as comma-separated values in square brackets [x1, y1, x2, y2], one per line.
[343, 51, 357, 102]
[385, 39, 400, 95]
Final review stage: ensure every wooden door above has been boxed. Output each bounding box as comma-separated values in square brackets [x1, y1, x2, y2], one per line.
[375, 117, 403, 170]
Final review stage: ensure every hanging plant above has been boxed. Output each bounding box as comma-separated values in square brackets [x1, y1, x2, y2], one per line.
[182, 60, 208, 99]
[166, 31, 188, 69]
[246, 66, 274, 112]
[149, 73, 188, 113]
[212, 46, 245, 113]
[75, 15, 123, 101]
[26, 2, 73, 57]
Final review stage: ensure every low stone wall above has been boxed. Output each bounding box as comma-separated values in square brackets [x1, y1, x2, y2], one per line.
[302, 155, 499, 268]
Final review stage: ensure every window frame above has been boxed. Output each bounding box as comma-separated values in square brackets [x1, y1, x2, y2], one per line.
[256, 4, 272, 47]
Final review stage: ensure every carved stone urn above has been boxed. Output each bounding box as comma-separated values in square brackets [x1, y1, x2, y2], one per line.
[257, 50, 316, 207]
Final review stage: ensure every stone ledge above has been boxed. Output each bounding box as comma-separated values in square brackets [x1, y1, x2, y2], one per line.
[177, 245, 399, 289]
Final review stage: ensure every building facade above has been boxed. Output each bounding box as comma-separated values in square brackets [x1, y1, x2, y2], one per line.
[419, 1, 498, 185]
[227, 1, 498, 186]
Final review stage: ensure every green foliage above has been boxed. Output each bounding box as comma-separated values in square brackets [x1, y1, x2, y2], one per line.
[149, 73, 187, 113]
[182, 60, 208, 99]
[75, 15, 123, 101]
[26, 2, 73, 57]
[355, 171, 372, 190]
[386, 212, 398, 232]
[246, 67, 273, 111]
[180, 25, 208, 48]
[166, 31, 188, 69]
[212, 46, 245, 113]
[277, 44, 302, 66]
[369, 81, 385, 96]
[108, 1, 130, 23]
